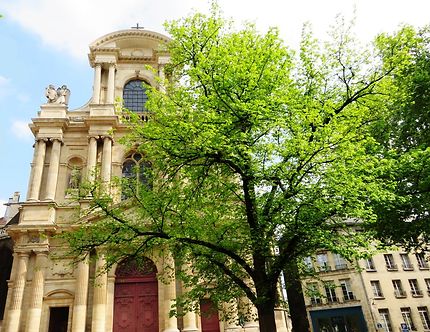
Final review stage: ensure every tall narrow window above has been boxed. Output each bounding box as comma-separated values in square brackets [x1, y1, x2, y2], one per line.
[371, 280, 383, 298]
[401, 307, 415, 331]
[123, 79, 148, 113]
[307, 283, 321, 305]
[365, 257, 376, 271]
[418, 307, 430, 330]
[340, 279, 354, 301]
[392, 280, 406, 298]
[384, 254, 397, 270]
[378, 309, 393, 332]
[416, 253, 429, 269]
[324, 281, 337, 303]
[333, 254, 347, 270]
[400, 254, 413, 270]
[316, 253, 330, 272]
[121, 152, 152, 199]
[409, 279, 422, 297]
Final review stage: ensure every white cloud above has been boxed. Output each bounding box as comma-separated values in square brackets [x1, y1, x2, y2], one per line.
[1, 0, 430, 61]
[11, 120, 33, 141]
[0, 0, 208, 60]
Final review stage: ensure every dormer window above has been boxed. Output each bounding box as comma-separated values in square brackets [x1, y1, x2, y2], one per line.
[123, 79, 148, 112]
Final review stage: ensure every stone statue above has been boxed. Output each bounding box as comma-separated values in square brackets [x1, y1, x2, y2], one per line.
[68, 167, 81, 189]
[45, 84, 71, 105]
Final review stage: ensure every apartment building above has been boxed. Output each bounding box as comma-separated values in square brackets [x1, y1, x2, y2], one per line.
[303, 250, 430, 332]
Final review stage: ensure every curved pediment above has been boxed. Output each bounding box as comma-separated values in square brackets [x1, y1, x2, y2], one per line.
[89, 29, 170, 65]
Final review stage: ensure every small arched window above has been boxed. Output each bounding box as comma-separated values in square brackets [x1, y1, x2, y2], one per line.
[122, 152, 152, 199]
[123, 80, 148, 112]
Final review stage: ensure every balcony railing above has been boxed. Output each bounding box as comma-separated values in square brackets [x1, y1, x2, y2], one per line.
[394, 290, 407, 298]
[402, 263, 414, 271]
[418, 262, 430, 270]
[318, 265, 332, 272]
[411, 289, 423, 297]
[335, 263, 348, 270]
[386, 264, 398, 271]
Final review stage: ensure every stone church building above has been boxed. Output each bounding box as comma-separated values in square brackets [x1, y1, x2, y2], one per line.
[0, 29, 291, 332]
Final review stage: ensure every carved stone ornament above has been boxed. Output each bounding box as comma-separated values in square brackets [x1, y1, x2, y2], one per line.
[45, 84, 70, 105]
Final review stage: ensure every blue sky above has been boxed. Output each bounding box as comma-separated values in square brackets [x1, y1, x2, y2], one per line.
[0, 0, 429, 215]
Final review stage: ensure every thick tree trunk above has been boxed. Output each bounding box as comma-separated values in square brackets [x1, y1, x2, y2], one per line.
[284, 261, 310, 332]
[256, 303, 277, 332]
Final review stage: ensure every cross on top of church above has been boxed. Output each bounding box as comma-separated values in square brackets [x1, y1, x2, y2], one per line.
[131, 23, 144, 30]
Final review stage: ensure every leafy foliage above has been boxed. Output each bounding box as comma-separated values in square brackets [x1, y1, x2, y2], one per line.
[369, 26, 430, 250]
[64, 8, 408, 332]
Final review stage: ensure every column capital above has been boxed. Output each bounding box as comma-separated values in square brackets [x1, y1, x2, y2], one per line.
[101, 135, 114, 145]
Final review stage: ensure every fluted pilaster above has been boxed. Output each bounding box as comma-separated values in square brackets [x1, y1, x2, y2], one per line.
[27, 139, 47, 201]
[93, 63, 102, 104]
[72, 257, 90, 332]
[91, 256, 107, 332]
[25, 251, 48, 332]
[45, 139, 62, 200]
[6, 252, 29, 332]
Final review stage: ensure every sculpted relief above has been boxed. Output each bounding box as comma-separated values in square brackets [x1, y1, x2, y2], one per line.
[45, 84, 71, 105]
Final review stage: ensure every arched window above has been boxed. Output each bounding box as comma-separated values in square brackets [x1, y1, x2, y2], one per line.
[122, 152, 152, 199]
[123, 79, 148, 112]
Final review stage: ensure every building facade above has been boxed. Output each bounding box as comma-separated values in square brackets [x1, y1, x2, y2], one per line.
[303, 250, 430, 332]
[0, 29, 291, 332]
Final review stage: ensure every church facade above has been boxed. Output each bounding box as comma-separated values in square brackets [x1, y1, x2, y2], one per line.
[0, 29, 291, 332]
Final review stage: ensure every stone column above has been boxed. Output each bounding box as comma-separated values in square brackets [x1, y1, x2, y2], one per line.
[91, 256, 107, 332]
[183, 311, 198, 332]
[224, 301, 240, 332]
[27, 139, 47, 201]
[106, 63, 116, 104]
[45, 138, 62, 200]
[163, 255, 179, 332]
[87, 136, 98, 183]
[93, 63, 102, 104]
[240, 297, 259, 331]
[6, 252, 29, 332]
[72, 257, 90, 332]
[25, 251, 48, 332]
[101, 136, 112, 189]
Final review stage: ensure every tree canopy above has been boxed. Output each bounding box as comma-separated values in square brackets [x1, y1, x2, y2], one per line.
[368, 26, 430, 251]
[64, 9, 416, 332]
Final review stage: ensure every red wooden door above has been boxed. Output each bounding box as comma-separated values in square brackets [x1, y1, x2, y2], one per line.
[114, 258, 158, 332]
[200, 299, 220, 332]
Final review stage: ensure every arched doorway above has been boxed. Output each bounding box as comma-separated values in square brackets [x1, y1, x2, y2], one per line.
[114, 257, 158, 332]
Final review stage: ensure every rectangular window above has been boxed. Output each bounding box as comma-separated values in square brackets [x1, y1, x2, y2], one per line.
[324, 282, 338, 303]
[333, 254, 348, 270]
[48, 307, 69, 332]
[401, 307, 416, 331]
[409, 279, 423, 297]
[384, 254, 397, 270]
[392, 280, 406, 298]
[400, 253, 413, 270]
[425, 278, 430, 294]
[340, 279, 354, 301]
[307, 283, 321, 305]
[316, 253, 331, 272]
[371, 280, 383, 298]
[416, 253, 429, 269]
[418, 307, 430, 330]
[365, 257, 376, 271]
[303, 256, 314, 271]
[378, 309, 393, 332]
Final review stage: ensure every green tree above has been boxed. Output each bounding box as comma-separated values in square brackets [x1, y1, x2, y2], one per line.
[369, 26, 430, 251]
[65, 10, 402, 332]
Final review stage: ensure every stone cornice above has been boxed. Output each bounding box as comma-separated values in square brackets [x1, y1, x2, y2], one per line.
[90, 29, 171, 48]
